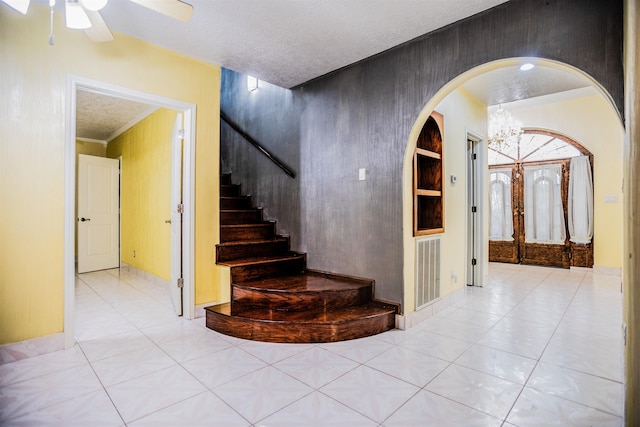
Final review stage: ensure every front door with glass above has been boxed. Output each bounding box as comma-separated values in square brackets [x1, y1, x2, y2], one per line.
[488, 131, 593, 268]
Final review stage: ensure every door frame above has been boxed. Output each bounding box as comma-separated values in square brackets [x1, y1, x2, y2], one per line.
[63, 75, 197, 348]
[466, 130, 487, 287]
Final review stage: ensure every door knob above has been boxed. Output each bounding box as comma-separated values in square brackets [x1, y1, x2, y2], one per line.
[79, 217, 91, 222]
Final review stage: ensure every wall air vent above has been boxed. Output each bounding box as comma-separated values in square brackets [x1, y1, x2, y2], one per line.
[415, 236, 441, 309]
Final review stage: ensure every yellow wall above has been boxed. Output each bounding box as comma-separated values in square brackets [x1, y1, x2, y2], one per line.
[437, 89, 488, 296]
[403, 88, 487, 313]
[508, 91, 624, 269]
[76, 140, 107, 158]
[0, 4, 221, 345]
[107, 109, 176, 281]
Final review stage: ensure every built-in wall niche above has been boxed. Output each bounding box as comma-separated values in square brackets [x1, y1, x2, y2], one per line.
[413, 111, 444, 235]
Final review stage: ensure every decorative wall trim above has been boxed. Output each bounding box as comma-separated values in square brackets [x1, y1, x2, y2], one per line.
[106, 106, 159, 142]
[0, 333, 65, 365]
[396, 286, 467, 330]
[76, 137, 107, 145]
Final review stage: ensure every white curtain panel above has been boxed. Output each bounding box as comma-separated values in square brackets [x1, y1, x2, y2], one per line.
[489, 169, 514, 241]
[568, 156, 594, 244]
[524, 164, 566, 244]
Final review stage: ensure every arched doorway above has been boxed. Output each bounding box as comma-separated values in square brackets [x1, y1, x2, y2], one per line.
[489, 130, 594, 268]
[401, 57, 624, 322]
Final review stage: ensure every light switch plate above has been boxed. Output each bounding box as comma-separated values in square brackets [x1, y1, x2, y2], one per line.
[359, 168, 366, 181]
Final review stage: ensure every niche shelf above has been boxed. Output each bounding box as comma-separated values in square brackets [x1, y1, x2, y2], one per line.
[414, 111, 444, 235]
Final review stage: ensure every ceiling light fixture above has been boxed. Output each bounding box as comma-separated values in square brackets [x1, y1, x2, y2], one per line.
[247, 76, 258, 92]
[1, 0, 30, 14]
[80, 0, 107, 11]
[488, 106, 523, 151]
[519, 63, 535, 71]
[65, 0, 91, 29]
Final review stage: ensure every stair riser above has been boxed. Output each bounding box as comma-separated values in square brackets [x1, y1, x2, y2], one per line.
[220, 184, 241, 197]
[231, 256, 306, 282]
[205, 309, 395, 343]
[221, 225, 275, 242]
[221, 197, 252, 210]
[220, 174, 232, 185]
[232, 286, 372, 311]
[217, 240, 290, 262]
[221, 210, 263, 225]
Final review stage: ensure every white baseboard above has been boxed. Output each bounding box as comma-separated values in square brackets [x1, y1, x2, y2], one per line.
[396, 286, 467, 330]
[120, 263, 171, 289]
[195, 302, 221, 319]
[0, 333, 65, 365]
[593, 266, 622, 276]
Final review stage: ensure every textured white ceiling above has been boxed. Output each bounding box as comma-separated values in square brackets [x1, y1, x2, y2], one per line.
[65, 0, 591, 141]
[88, 0, 509, 89]
[76, 90, 157, 141]
[461, 65, 592, 107]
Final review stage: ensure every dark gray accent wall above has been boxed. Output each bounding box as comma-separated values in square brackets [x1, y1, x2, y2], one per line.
[220, 72, 302, 248]
[220, 0, 623, 307]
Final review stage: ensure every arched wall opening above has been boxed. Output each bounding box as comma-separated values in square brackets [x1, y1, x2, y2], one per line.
[401, 57, 625, 325]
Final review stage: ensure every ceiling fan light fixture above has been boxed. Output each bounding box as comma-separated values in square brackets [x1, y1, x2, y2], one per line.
[80, 0, 107, 11]
[66, 0, 92, 29]
[1, 0, 30, 14]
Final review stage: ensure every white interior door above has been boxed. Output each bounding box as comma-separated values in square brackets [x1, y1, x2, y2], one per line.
[170, 113, 184, 316]
[77, 154, 120, 273]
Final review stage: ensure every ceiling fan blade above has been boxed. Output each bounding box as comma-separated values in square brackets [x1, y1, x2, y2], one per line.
[84, 9, 114, 42]
[128, 0, 192, 23]
[1, 0, 30, 14]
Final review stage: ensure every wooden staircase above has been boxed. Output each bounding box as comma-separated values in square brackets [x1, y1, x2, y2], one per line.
[205, 174, 398, 343]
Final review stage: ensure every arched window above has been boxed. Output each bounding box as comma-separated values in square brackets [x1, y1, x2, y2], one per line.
[489, 130, 585, 165]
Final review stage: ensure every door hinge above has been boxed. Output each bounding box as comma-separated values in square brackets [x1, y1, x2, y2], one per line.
[471, 258, 477, 266]
[472, 153, 477, 160]
[471, 206, 477, 213]
[177, 203, 184, 214]
[177, 277, 184, 288]
[177, 129, 184, 140]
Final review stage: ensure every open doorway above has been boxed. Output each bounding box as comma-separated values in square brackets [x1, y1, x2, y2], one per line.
[64, 76, 197, 348]
[402, 58, 624, 323]
[466, 132, 486, 287]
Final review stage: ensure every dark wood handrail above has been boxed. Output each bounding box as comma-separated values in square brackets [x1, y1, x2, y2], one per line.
[220, 111, 296, 179]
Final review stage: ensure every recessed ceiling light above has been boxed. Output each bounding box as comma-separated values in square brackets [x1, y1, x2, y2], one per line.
[520, 63, 535, 71]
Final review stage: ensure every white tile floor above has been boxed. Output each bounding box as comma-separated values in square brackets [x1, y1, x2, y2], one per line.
[0, 263, 624, 426]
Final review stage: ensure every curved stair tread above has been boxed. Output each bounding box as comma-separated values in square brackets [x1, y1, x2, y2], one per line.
[205, 301, 397, 343]
[217, 237, 289, 247]
[236, 273, 371, 293]
[208, 301, 395, 322]
[218, 252, 305, 267]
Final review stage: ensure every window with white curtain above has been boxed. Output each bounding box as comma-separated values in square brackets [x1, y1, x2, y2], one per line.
[489, 169, 514, 241]
[568, 156, 594, 244]
[524, 164, 566, 244]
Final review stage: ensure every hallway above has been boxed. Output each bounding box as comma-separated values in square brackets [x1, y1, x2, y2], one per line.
[0, 263, 623, 426]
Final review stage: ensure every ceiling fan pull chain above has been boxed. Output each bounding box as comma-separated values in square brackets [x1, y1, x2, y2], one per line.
[48, 0, 55, 45]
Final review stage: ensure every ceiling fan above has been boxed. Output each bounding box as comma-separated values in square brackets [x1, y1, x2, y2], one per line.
[1, 0, 193, 43]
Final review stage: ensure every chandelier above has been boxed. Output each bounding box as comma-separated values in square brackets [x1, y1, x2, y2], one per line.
[488, 106, 523, 151]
